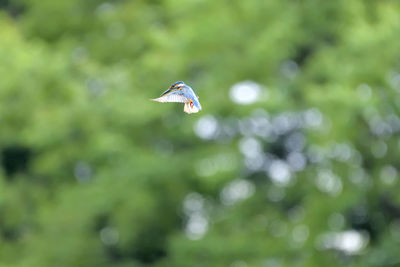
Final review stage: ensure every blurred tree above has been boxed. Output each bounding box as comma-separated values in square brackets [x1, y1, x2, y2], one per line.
[0, 0, 400, 266]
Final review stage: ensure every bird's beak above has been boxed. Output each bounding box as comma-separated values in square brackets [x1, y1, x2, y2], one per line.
[160, 88, 172, 96]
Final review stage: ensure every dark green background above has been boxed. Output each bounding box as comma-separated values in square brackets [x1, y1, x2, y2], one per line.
[1, 0, 400, 266]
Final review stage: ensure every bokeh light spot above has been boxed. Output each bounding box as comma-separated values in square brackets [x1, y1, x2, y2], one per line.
[194, 115, 219, 140]
[229, 81, 264, 105]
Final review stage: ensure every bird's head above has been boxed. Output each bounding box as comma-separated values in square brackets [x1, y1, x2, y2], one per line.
[161, 81, 186, 96]
[170, 81, 186, 89]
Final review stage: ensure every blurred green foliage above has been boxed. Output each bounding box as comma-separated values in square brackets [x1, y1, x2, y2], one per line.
[1, 0, 400, 266]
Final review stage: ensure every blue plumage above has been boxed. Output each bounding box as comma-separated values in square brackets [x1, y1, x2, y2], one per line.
[152, 81, 202, 114]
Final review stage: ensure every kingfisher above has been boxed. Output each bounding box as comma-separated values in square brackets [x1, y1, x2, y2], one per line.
[152, 81, 202, 114]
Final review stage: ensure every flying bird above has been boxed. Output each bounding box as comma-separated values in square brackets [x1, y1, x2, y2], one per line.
[152, 81, 202, 114]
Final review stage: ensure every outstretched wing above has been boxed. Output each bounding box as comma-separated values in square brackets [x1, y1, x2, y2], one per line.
[152, 90, 189, 103]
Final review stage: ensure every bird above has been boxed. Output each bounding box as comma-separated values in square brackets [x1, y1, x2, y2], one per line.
[152, 81, 202, 114]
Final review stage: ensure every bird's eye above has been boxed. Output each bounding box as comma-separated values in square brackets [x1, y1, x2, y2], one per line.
[171, 82, 183, 89]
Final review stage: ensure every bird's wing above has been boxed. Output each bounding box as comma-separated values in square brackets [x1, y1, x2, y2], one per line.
[152, 91, 189, 103]
[181, 87, 202, 110]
